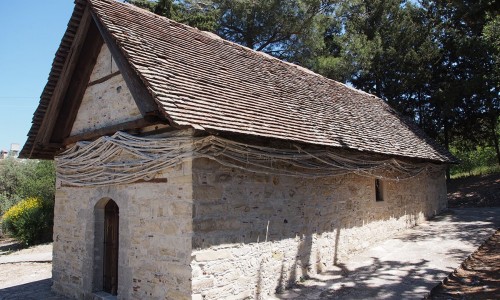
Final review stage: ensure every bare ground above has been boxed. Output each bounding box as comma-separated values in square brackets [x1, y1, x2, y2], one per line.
[447, 173, 500, 208]
[0, 240, 53, 289]
[426, 229, 500, 299]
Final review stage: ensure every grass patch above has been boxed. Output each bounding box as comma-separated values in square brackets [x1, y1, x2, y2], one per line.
[450, 164, 500, 179]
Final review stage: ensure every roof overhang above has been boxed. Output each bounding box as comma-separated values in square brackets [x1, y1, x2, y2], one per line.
[20, 0, 166, 159]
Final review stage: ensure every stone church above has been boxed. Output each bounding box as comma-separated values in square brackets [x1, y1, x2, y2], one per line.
[21, 0, 455, 299]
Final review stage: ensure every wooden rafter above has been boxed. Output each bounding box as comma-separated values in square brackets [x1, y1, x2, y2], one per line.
[36, 6, 94, 145]
[50, 20, 104, 143]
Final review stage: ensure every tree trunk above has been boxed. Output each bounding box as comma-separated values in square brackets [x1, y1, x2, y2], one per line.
[244, 9, 256, 49]
[492, 121, 500, 165]
[444, 120, 451, 180]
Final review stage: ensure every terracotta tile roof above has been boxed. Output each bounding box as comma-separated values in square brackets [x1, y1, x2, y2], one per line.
[21, 0, 455, 163]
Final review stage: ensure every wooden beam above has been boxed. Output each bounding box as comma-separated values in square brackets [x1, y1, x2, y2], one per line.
[63, 118, 161, 145]
[38, 6, 93, 144]
[61, 177, 169, 187]
[51, 21, 104, 143]
[88, 70, 120, 87]
[91, 11, 160, 118]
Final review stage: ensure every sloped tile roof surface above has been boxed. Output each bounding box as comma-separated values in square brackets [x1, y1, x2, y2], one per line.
[22, 0, 455, 162]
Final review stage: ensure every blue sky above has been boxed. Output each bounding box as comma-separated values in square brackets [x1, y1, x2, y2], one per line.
[0, 1, 75, 152]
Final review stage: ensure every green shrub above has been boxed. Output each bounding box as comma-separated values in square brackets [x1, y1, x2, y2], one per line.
[450, 145, 499, 178]
[0, 193, 21, 216]
[2, 197, 53, 245]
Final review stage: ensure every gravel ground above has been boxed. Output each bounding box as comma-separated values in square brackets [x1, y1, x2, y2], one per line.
[0, 242, 68, 299]
[0, 262, 52, 289]
[0, 241, 53, 289]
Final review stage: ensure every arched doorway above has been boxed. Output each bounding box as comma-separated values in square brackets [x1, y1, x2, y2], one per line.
[103, 200, 119, 295]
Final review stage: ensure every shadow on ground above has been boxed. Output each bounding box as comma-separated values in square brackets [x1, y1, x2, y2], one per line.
[403, 208, 500, 245]
[0, 240, 23, 255]
[290, 258, 447, 299]
[275, 207, 500, 300]
[426, 229, 500, 299]
[0, 279, 67, 300]
[447, 173, 500, 208]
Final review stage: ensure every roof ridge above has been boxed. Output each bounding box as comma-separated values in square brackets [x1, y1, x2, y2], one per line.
[92, 0, 357, 94]
[85, 0, 456, 163]
[21, 0, 456, 163]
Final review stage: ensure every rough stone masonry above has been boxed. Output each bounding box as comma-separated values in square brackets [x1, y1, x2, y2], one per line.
[52, 149, 446, 299]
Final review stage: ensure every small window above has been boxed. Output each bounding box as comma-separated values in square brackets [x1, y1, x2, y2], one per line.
[375, 179, 384, 202]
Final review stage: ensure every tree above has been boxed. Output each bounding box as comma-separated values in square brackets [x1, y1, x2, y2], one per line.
[0, 159, 55, 214]
[0, 158, 24, 213]
[316, 1, 440, 128]
[212, 0, 335, 64]
[125, 0, 218, 31]
[127, 0, 336, 65]
[315, 0, 499, 170]
[18, 160, 56, 203]
[482, 14, 500, 164]
[423, 0, 499, 165]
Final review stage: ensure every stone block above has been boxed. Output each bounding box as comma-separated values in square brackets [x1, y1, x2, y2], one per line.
[202, 261, 234, 274]
[193, 218, 241, 233]
[225, 290, 252, 300]
[194, 249, 232, 262]
[171, 202, 192, 217]
[194, 203, 226, 218]
[193, 185, 223, 203]
[192, 294, 203, 300]
[166, 288, 190, 300]
[192, 276, 215, 292]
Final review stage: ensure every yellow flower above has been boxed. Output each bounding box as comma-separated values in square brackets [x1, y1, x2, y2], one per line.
[2, 197, 43, 222]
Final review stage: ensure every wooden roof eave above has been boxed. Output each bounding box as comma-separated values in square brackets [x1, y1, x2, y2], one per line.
[22, 1, 174, 159]
[34, 6, 95, 151]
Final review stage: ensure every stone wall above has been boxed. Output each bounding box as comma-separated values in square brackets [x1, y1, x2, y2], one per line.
[191, 158, 447, 299]
[70, 42, 141, 136]
[53, 141, 446, 300]
[52, 161, 193, 300]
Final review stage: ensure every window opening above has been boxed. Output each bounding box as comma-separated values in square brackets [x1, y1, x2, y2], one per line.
[375, 179, 384, 202]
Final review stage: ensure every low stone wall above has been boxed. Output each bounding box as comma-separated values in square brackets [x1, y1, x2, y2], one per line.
[51, 161, 193, 300]
[191, 158, 447, 299]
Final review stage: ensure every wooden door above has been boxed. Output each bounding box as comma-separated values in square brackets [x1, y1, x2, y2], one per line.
[103, 200, 119, 295]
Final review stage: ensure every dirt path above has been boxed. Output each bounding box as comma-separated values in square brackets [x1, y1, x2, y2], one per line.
[0, 240, 53, 280]
[0, 241, 68, 299]
[272, 208, 500, 300]
[426, 229, 500, 299]
[0, 242, 52, 264]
